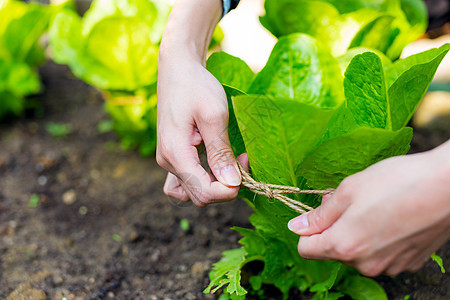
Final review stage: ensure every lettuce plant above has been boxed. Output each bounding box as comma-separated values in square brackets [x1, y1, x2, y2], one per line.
[49, 0, 223, 155]
[260, 0, 428, 60]
[204, 34, 449, 299]
[49, 0, 169, 155]
[0, 0, 53, 120]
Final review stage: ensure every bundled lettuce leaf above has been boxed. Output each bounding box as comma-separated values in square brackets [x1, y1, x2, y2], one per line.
[0, 0, 54, 120]
[260, 0, 427, 60]
[204, 34, 449, 299]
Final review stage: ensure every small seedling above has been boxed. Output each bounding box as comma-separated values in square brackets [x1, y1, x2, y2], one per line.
[46, 122, 73, 138]
[180, 219, 190, 232]
[28, 194, 39, 208]
[113, 234, 122, 242]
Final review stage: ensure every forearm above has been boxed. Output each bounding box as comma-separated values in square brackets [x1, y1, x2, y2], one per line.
[160, 0, 222, 65]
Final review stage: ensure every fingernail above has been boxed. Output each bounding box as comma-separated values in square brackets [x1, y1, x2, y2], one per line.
[220, 165, 241, 187]
[288, 214, 309, 234]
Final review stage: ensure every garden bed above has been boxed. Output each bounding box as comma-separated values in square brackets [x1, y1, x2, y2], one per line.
[0, 62, 449, 299]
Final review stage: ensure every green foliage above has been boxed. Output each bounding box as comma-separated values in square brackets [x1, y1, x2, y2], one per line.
[49, 0, 224, 156]
[205, 34, 448, 299]
[49, 0, 168, 155]
[260, 0, 427, 60]
[28, 194, 40, 208]
[46, 122, 73, 138]
[0, 0, 54, 120]
[431, 253, 446, 273]
[179, 219, 190, 232]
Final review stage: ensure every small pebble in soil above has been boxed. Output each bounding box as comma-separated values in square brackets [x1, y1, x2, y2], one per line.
[62, 190, 77, 205]
[150, 249, 161, 262]
[53, 275, 63, 285]
[90, 169, 100, 180]
[191, 261, 210, 278]
[78, 206, 88, 215]
[128, 230, 140, 242]
[179, 264, 187, 272]
[37, 175, 47, 186]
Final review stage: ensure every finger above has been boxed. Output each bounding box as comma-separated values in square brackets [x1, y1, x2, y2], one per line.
[405, 238, 447, 273]
[237, 153, 249, 172]
[164, 172, 189, 201]
[321, 192, 333, 203]
[171, 144, 240, 207]
[298, 233, 334, 260]
[197, 111, 241, 188]
[383, 247, 420, 276]
[288, 189, 349, 236]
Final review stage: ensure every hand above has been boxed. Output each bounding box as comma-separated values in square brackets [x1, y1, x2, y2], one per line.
[288, 141, 450, 276]
[156, 0, 245, 206]
[157, 54, 245, 206]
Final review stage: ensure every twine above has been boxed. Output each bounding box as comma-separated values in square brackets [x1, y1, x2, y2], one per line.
[237, 163, 335, 214]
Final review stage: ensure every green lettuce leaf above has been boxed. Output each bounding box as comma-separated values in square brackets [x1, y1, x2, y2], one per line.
[299, 127, 413, 189]
[344, 52, 388, 129]
[233, 95, 335, 187]
[204, 248, 248, 296]
[49, 0, 166, 91]
[0, 0, 57, 120]
[206, 52, 255, 156]
[248, 34, 344, 108]
[337, 276, 388, 300]
[260, 0, 427, 60]
[386, 44, 450, 130]
[206, 52, 254, 92]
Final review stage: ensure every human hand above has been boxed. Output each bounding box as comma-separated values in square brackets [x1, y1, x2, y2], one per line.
[157, 55, 247, 206]
[156, 0, 247, 206]
[288, 141, 450, 276]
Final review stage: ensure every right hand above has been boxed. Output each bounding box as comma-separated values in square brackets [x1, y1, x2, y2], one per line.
[156, 56, 245, 206]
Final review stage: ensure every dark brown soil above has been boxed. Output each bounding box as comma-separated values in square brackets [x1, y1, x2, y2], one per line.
[0, 62, 449, 299]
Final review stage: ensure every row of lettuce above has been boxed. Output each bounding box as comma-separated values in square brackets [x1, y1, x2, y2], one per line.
[0, 0, 222, 155]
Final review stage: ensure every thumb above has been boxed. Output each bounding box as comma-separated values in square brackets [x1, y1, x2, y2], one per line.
[198, 113, 241, 188]
[288, 192, 348, 236]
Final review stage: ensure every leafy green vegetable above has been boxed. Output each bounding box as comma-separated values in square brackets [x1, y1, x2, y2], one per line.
[49, 0, 167, 155]
[260, 0, 427, 60]
[248, 34, 344, 108]
[386, 44, 450, 129]
[49, 0, 222, 155]
[205, 248, 248, 296]
[50, 0, 164, 91]
[205, 32, 448, 299]
[0, 0, 54, 120]
[50, 0, 170, 155]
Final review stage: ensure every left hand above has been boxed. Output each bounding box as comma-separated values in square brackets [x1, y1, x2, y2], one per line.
[288, 140, 450, 276]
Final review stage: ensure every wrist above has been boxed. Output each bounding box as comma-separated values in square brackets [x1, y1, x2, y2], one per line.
[160, 0, 222, 65]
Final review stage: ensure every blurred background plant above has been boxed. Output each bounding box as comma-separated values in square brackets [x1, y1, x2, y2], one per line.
[0, 0, 61, 121]
[260, 0, 428, 60]
[49, 0, 223, 156]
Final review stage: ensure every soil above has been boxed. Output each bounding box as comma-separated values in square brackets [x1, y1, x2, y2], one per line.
[0, 62, 449, 300]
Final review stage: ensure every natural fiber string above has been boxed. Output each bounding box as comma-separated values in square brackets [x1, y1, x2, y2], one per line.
[237, 163, 335, 214]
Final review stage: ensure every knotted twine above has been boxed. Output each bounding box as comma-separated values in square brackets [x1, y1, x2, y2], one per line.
[237, 163, 335, 214]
